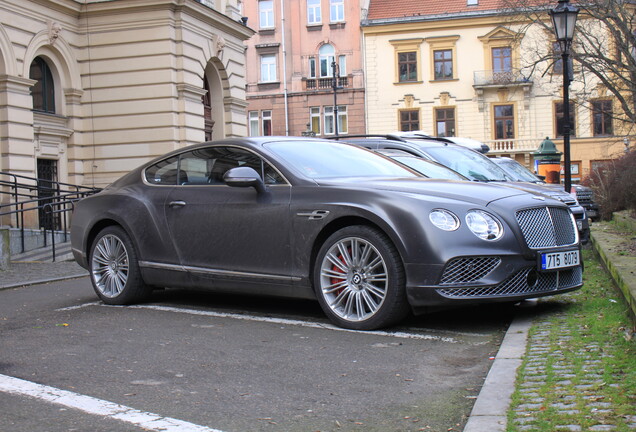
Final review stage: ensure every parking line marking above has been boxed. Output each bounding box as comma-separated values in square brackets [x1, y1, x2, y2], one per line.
[56, 301, 101, 311]
[0, 374, 224, 432]
[57, 302, 470, 343]
[116, 304, 462, 343]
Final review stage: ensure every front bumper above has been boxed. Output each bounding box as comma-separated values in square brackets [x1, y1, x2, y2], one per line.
[405, 253, 583, 313]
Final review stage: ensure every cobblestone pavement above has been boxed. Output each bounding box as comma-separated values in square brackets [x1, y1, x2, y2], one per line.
[510, 297, 636, 432]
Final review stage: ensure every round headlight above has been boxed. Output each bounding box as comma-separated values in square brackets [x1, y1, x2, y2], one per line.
[465, 210, 503, 241]
[429, 209, 460, 231]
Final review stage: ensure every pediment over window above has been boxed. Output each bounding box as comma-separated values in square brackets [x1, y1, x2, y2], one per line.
[478, 26, 520, 43]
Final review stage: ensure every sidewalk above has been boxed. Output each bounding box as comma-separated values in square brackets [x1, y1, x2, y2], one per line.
[0, 260, 88, 290]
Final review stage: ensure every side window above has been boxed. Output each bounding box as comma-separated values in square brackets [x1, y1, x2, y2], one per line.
[145, 148, 286, 186]
[207, 147, 285, 185]
[178, 149, 214, 184]
[145, 156, 180, 185]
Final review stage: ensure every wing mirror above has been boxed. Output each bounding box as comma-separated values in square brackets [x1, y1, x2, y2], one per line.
[223, 167, 267, 193]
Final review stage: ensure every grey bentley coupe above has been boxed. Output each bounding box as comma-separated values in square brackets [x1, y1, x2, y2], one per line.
[71, 137, 583, 330]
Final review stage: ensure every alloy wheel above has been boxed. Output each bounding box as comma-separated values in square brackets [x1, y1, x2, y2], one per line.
[91, 234, 130, 298]
[319, 237, 388, 322]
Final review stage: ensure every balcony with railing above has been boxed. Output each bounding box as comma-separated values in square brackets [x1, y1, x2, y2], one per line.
[473, 69, 532, 88]
[482, 138, 543, 154]
[304, 76, 350, 91]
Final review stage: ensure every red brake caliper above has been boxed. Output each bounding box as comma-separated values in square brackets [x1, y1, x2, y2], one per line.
[330, 250, 348, 296]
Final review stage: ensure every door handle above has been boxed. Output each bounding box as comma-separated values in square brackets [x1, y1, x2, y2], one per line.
[168, 200, 186, 208]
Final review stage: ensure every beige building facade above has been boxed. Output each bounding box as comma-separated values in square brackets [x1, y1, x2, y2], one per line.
[243, 0, 366, 138]
[0, 0, 253, 189]
[363, 1, 633, 181]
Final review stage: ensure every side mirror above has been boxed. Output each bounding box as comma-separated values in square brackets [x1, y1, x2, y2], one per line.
[223, 166, 267, 193]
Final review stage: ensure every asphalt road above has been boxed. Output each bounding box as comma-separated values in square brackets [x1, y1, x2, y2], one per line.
[0, 277, 515, 432]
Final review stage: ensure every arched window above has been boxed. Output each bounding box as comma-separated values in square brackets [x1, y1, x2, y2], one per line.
[319, 44, 335, 78]
[202, 78, 214, 141]
[30, 57, 56, 113]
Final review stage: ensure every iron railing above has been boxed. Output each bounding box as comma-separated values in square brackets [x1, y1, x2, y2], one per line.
[305, 76, 350, 90]
[0, 172, 100, 261]
[473, 69, 532, 87]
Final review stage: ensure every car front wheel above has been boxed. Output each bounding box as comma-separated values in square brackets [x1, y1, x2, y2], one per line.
[89, 226, 150, 305]
[313, 225, 409, 330]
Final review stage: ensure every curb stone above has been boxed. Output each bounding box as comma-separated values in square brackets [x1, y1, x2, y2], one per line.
[463, 312, 533, 432]
[464, 217, 636, 432]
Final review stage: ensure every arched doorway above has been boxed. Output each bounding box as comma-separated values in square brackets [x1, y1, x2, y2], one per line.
[203, 63, 225, 141]
[29, 56, 60, 230]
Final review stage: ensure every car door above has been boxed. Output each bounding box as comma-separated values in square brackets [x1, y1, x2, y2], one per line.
[163, 146, 293, 281]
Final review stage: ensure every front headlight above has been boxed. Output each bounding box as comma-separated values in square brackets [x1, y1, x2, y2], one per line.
[466, 210, 503, 241]
[429, 209, 460, 231]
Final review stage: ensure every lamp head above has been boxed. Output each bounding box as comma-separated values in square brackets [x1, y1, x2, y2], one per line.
[550, 0, 579, 43]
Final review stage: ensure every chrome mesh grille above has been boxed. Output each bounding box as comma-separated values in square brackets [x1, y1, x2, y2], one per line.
[440, 257, 501, 285]
[516, 207, 577, 249]
[576, 189, 593, 205]
[436, 266, 582, 299]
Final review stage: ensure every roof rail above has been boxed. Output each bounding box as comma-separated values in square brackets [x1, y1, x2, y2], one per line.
[327, 134, 408, 142]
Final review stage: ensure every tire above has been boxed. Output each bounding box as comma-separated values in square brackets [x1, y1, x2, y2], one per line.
[313, 225, 409, 330]
[89, 226, 150, 305]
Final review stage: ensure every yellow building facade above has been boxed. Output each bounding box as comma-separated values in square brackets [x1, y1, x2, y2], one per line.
[362, 2, 632, 181]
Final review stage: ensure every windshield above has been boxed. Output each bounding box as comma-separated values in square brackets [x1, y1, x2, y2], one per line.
[423, 146, 510, 181]
[495, 159, 542, 182]
[266, 140, 418, 179]
[392, 156, 466, 180]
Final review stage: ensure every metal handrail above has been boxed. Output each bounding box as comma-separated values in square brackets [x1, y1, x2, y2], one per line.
[0, 172, 100, 261]
[0, 191, 94, 258]
[0, 171, 100, 229]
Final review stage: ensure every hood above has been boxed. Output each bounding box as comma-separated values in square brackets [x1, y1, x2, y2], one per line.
[314, 177, 549, 207]
[494, 181, 578, 205]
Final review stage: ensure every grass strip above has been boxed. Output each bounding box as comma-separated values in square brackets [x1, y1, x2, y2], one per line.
[507, 248, 636, 432]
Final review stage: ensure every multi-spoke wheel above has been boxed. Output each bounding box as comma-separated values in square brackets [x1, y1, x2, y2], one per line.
[314, 225, 409, 330]
[89, 226, 150, 305]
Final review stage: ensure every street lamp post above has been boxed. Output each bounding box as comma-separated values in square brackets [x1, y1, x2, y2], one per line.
[331, 60, 341, 136]
[550, 0, 579, 193]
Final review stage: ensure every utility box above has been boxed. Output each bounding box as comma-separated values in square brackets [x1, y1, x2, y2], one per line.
[533, 137, 563, 184]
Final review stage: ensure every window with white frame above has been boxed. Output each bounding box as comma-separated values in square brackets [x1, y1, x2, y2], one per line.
[309, 57, 316, 78]
[324, 105, 347, 135]
[310, 107, 321, 134]
[307, 0, 321, 25]
[330, 0, 344, 22]
[260, 54, 277, 82]
[338, 55, 346, 75]
[262, 110, 272, 136]
[319, 44, 335, 77]
[337, 106, 348, 133]
[259, 0, 274, 29]
[249, 111, 259, 136]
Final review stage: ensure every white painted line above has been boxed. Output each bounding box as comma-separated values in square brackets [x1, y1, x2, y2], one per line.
[115, 304, 462, 343]
[57, 301, 469, 343]
[56, 301, 101, 311]
[0, 374, 224, 432]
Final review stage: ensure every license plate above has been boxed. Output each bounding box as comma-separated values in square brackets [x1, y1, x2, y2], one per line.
[540, 250, 580, 270]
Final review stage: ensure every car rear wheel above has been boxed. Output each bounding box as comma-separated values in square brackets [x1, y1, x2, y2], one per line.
[314, 225, 409, 330]
[89, 226, 150, 305]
